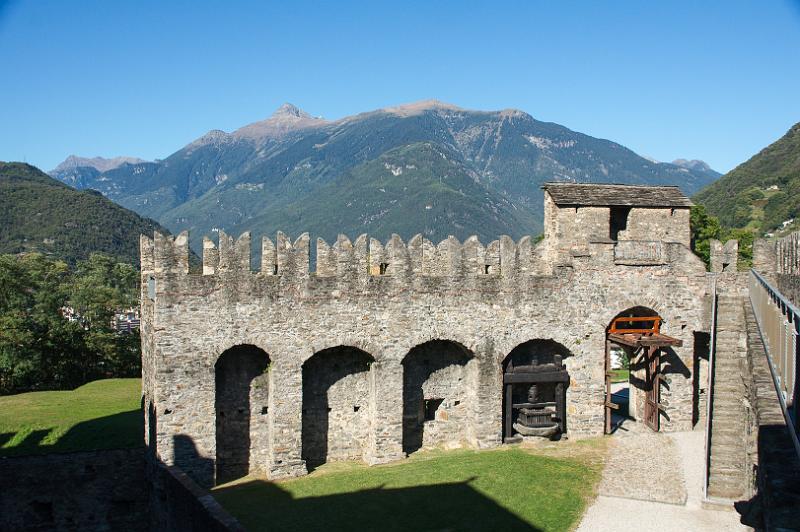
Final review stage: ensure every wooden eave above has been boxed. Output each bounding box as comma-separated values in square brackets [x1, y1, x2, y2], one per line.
[608, 332, 683, 348]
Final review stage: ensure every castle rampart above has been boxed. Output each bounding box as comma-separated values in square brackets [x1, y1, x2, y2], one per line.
[141, 184, 714, 488]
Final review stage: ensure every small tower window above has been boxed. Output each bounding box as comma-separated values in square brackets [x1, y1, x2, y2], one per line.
[379, 262, 389, 275]
[423, 398, 444, 421]
[609, 207, 631, 241]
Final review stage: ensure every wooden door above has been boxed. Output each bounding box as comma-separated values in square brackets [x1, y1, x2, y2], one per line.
[644, 345, 660, 431]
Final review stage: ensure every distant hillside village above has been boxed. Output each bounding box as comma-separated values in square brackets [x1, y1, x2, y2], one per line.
[62, 306, 141, 333]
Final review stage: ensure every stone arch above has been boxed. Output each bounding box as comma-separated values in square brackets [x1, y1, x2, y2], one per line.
[301, 345, 375, 470]
[605, 306, 663, 432]
[600, 299, 666, 333]
[304, 337, 384, 365]
[494, 331, 583, 367]
[398, 329, 481, 360]
[214, 344, 270, 485]
[501, 339, 573, 441]
[401, 340, 477, 455]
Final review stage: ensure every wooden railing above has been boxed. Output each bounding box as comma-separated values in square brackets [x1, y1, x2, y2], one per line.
[608, 316, 661, 335]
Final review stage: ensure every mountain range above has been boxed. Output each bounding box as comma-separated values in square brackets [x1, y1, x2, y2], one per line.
[694, 121, 800, 235]
[0, 162, 164, 264]
[49, 100, 720, 252]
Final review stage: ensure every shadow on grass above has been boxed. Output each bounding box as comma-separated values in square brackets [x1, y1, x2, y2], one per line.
[214, 477, 541, 532]
[0, 409, 143, 457]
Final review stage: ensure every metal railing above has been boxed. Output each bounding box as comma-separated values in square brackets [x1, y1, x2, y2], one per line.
[748, 269, 800, 460]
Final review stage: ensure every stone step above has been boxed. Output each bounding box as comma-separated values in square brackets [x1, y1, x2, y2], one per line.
[710, 454, 745, 467]
[707, 295, 749, 501]
[710, 432, 747, 445]
[710, 410, 745, 421]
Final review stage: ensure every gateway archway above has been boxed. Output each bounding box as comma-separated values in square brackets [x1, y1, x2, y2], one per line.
[604, 307, 682, 433]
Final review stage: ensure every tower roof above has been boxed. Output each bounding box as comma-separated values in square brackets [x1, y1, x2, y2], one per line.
[542, 182, 693, 207]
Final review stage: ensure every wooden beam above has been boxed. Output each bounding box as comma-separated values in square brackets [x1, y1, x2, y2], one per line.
[608, 333, 640, 347]
[503, 371, 570, 384]
[609, 332, 683, 348]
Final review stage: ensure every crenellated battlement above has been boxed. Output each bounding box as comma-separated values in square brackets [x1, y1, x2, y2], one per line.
[140, 230, 556, 280]
[139, 230, 705, 287]
[775, 231, 800, 275]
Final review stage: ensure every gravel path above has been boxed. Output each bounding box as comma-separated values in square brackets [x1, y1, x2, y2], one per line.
[598, 430, 687, 504]
[577, 429, 749, 531]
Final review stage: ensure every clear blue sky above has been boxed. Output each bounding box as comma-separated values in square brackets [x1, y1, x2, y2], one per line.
[1, 0, 799, 173]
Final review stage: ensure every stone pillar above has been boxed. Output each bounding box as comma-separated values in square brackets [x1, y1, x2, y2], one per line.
[471, 338, 503, 448]
[364, 356, 405, 464]
[268, 356, 307, 479]
[565, 336, 605, 437]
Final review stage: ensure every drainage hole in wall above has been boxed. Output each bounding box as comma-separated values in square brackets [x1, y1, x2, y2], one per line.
[261, 406, 268, 415]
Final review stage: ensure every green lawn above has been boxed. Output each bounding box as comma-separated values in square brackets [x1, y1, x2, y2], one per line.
[609, 369, 629, 383]
[213, 443, 605, 532]
[0, 378, 142, 456]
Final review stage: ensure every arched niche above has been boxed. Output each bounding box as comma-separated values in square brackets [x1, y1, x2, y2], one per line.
[301, 345, 374, 470]
[215, 344, 270, 484]
[402, 340, 476, 455]
[501, 340, 573, 442]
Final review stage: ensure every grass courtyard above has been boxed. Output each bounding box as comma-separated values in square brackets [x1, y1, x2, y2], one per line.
[213, 441, 607, 532]
[0, 378, 142, 456]
[2, 379, 607, 530]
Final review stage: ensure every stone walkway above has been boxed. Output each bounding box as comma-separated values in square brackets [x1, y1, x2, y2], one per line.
[577, 429, 749, 531]
[597, 429, 687, 505]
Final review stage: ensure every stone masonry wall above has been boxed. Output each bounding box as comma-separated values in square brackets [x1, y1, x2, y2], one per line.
[619, 207, 691, 247]
[214, 345, 270, 483]
[776, 274, 800, 307]
[753, 231, 800, 305]
[141, 223, 711, 488]
[542, 192, 690, 251]
[301, 347, 373, 468]
[402, 341, 477, 453]
[0, 449, 148, 532]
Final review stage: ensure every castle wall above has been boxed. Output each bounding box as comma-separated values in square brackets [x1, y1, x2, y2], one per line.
[0, 449, 148, 531]
[754, 231, 800, 305]
[620, 207, 691, 247]
[141, 230, 710, 487]
[402, 341, 477, 453]
[301, 347, 373, 468]
[214, 346, 270, 483]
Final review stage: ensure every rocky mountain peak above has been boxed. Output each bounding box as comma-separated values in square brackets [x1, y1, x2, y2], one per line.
[380, 99, 463, 117]
[272, 102, 313, 120]
[50, 155, 146, 174]
[672, 159, 715, 173]
[231, 103, 327, 141]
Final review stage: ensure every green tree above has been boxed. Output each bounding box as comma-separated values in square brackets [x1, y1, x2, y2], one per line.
[0, 252, 141, 394]
[70, 254, 141, 379]
[690, 205, 721, 268]
[0, 254, 85, 393]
